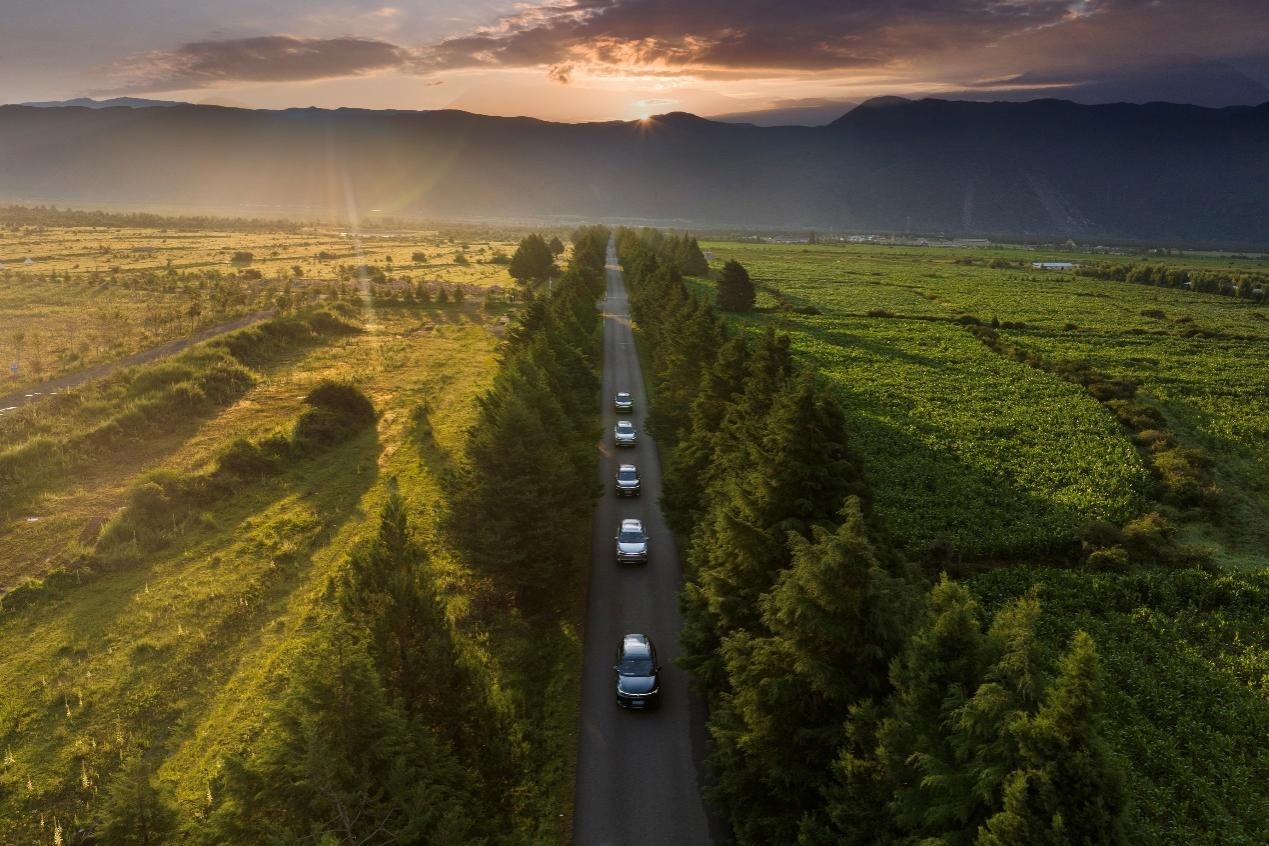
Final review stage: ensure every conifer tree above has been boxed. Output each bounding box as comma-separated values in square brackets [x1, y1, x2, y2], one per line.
[661, 336, 751, 530]
[978, 631, 1125, 846]
[94, 755, 176, 846]
[683, 237, 710, 276]
[681, 372, 860, 689]
[200, 625, 483, 845]
[877, 576, 987, 838]
[706, 499, 917, 844]
[509, 234, 556, 286]
[717, 259, 756, 312]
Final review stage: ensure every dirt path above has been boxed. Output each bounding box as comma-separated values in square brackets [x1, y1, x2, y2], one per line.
[0, 309, 275, 410]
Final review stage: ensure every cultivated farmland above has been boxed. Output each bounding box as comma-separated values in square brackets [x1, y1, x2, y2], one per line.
[696, 241, 1269, 565]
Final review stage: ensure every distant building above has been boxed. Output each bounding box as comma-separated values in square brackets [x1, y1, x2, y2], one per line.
[23, 257, 34, 266]
[1032, 261, 1076, 270]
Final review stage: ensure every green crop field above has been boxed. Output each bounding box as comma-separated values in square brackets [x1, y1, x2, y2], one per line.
[696, 241, 1269, 564]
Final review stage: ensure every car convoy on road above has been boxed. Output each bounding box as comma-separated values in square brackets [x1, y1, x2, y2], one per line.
[610, 391, 661, 710]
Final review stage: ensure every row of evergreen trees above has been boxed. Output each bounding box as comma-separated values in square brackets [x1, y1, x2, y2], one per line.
[617, 229, 1126, 845]
[446, 226, 609, 607]
[94, 228, 613, 843]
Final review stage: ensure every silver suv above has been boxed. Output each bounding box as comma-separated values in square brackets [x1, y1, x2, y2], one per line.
[614, 391, 634, 412]
[615, 518, 649, 564]
[614, 419, 637, 447]
[615, 464, 641, 497]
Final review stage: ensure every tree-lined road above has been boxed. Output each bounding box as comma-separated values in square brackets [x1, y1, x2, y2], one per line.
[572, 241, 715, 845]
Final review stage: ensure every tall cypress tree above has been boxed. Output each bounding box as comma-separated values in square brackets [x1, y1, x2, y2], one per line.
[717, 259, 756, 312]
[682, 372, 860, 689]
[200, 625, 485, 845]
[876, 576, 987, 839]
[978, 631, 1125, 846]
[707, 499, 918, 844]
[683, 237, 710, 276]
[340, 487, 523, 812]
[661, 336, 751, 531]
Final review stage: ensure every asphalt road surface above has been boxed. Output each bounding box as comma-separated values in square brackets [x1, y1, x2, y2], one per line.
[573, 240, 717, 845]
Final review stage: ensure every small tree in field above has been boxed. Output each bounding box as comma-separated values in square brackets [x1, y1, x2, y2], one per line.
[548, 236, 565, 256]
[509, 234, 555, 287]
[717, 259, 756, 312]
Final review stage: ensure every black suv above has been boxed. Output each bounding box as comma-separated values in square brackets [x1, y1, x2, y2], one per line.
[614, 633, 661, 709]
[614, 464, 641, 497]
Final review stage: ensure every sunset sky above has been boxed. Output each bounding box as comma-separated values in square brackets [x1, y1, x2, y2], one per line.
[3, 1, 1268, 121]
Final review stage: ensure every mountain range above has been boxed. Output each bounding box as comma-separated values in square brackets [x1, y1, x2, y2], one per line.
[2, 97, 1268, 245]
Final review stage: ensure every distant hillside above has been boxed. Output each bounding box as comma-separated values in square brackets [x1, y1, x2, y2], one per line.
[17, 96, 186, 109]
[1, 98, 1267, 244]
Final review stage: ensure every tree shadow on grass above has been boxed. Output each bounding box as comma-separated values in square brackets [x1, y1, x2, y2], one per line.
[0, 333, 351, 528]
[0, 428, 381, 785]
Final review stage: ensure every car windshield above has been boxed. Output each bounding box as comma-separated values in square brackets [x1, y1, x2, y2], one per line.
[617, 393, 631, 400]
[618, 657, 654, 676]
[618, 528, 645, 543]
[617, 422, 633, 431]
[617, 469, 637, 481]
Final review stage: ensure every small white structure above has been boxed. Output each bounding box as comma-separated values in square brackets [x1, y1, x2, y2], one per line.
[1032, 261, 1076, 270]
[23, 257, 34, 266]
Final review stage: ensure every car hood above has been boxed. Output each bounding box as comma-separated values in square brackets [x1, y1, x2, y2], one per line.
[617, 675, 658, 694]
[618, 541, 647, 554]
[616, 478, 638, 486]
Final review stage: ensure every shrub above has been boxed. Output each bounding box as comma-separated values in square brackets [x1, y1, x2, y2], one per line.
[292, 381, 376, 453]
[1085, 545, 1131, 572]
[1121, 512, 1174, 560]
[215, 438, 281, 480]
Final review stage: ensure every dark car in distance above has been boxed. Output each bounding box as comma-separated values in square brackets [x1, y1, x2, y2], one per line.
[614, 633, 661, 709]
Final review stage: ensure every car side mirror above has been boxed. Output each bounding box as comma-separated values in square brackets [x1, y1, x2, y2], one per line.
[612, 665, 620, 672]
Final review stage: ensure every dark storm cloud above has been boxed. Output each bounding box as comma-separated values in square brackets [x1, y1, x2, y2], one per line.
[101, 0, 1269, 104]
[110, 35, 410, 91]
[415, 0, 1084, 74]
[411, 0, 1269, 96]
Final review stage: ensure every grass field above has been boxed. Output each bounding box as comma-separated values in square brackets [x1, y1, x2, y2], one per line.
[698, 241, 1269, 563]
[0, 222, 527, 394]
[0, 216, 588, 840]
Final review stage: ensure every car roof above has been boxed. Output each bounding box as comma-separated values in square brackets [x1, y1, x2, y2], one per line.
[618, 463, 637, 472]
[616, 420, 634, 428]
[621, 633, 653, 657]
[616, 391, 631, 397]
[620, 518, 643, 531]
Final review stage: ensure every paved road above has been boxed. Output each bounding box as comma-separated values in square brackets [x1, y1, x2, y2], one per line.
[0, 309, 275, 412]
[573, 240, 716, 845]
